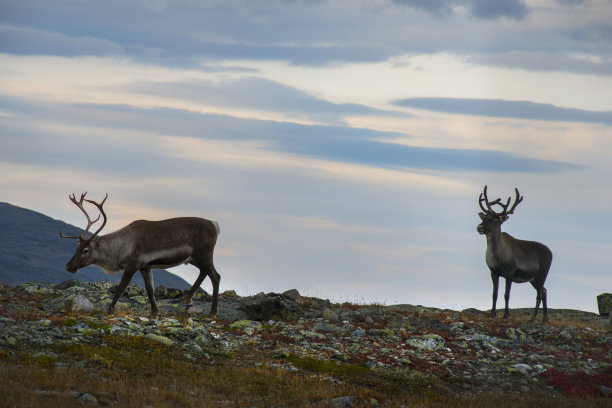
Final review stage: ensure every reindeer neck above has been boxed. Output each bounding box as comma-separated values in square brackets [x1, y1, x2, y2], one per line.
[93, 234, 129, 272]
[485, 226, 504, 250]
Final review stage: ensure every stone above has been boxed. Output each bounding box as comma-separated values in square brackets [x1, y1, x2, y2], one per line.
[505, 328, 527, 341]
[65, 294, 94, 313]
[351, 329, 366, 338]
[55, 279, 79, 290]
[77, 392, 98, 406]
[597, 293, 612, 316]
[328, 396, 355, 408]
[215, 306, 248, 322]
[405, 334, 446, 351]
[244, 293, 300, 321]
[511, 364, 532, 376]
[282, 289, 301, 302]
[145, 334, 176, 346]
[313, 322, 344, 333]
[230, 320, 263, 330]
[322, 308, 340, 322]
[186, 304, 205, 314]
[155, 285, 183, 299]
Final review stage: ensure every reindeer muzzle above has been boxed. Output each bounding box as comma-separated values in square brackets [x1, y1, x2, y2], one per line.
[66, 262, 78, 273]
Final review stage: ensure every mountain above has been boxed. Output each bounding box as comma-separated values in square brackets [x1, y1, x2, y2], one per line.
[0, 202, 190, 289]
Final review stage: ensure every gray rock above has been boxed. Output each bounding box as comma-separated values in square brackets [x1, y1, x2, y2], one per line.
[351, 328, 366, 338]
[405, 334, 446, 351]
[155, 285, 184, 299]
[244, 293, 300, 321]
[282, 289, 301, 302]
[55, 279, 79, 290]
[217, 306, 247, 321]
[328, 396, 355, 408]
[77, 392, 98, 405]
[322, 308, 340, 322]
[511, 364, 532, 376]
[313, 322, 344, 333]
[66, 294, 94, 313]
[600, 385, 612, 398]
[145, 333, 176, 346]
[597, 293, 612, 316]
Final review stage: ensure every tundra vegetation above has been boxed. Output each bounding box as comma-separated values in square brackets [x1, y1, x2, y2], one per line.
[0, 281, 610, 407]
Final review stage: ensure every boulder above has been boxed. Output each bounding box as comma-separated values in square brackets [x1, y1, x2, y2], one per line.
[282, 289, 301, 302]
[54, 279, 79, 290]
[65, 294, 93, 313]
[243, 293, 300, 321]
[597, 293, 612, 316]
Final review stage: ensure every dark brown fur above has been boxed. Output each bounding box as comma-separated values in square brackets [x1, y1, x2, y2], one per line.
[477, 186, 552, 322]
[62, 194, 220, 316]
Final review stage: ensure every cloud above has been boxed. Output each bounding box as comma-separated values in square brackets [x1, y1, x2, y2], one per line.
[0, 26, 124, 56]
[394, 97, 612, 126]
[468, 51, 612, 76]
[2, 0, 604, 71]
[392, 0, 528, 20]
[126, 77, 407, 124]
[0, 96, 583, 174]
[469, 0, 527, 20]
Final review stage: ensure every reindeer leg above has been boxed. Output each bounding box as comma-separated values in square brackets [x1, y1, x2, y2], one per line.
[208, 266, 220, 317]
[140, 268, 158, 316]
[541, 287, 549, 323]
[490, 272, 499, 318]
[184, 267, 207, 309]
[503, 279, 512, 319]
[530, 281, 542, 323]
[108, 265, 138, 314]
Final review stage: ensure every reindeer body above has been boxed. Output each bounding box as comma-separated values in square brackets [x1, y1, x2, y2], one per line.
[61, 194, 221, 316]
[477, 186, 552, 322]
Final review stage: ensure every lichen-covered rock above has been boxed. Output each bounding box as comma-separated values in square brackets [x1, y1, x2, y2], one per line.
[154, 285, 183, 299]
[229, 320, 262, 330]
[597, 293, 612, 316]
[145, 333, 176, 346]
[405, 334, 446, 351]
[67, 294, 93, 312]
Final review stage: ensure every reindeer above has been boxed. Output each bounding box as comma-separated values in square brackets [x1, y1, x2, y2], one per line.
[60, 193, 221, 316]
[477, 186, 552, 322]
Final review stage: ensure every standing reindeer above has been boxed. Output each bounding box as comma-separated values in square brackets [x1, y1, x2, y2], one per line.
[477, 186, 552, 322]
[60, 193, 221, 316]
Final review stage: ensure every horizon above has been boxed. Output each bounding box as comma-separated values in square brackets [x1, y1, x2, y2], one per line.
[1, 1, 611, 314]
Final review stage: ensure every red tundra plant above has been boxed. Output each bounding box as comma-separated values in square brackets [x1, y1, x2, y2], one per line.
[541, 368, 612, 398]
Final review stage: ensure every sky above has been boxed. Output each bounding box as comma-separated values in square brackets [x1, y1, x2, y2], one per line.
[1, 0, 611, 313]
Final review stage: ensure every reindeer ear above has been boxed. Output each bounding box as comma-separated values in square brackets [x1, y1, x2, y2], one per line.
[479, 212, 486, 220]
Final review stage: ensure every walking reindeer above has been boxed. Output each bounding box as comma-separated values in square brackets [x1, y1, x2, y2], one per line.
[477, 186, 552, 322]
[60, 193, 221, 316]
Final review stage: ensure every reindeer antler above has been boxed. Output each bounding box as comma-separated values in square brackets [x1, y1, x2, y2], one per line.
[479, 185, 523, 218]
[59, 192, 108, 240]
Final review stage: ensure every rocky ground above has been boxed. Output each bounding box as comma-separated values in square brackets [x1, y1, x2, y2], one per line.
[1, 280, 611, 407]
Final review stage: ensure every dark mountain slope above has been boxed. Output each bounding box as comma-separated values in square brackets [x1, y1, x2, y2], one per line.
[0, 202, 190, 289]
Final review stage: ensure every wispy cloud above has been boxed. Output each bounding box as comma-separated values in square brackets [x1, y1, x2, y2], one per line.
[0, 96, 583, 174]
[468, 51, 612, 77]
[394, 97, 612, 126]
[126, 77, 406, 125]
[393, 0, 528, 20]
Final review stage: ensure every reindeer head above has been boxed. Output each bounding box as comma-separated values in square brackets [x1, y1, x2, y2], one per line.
[60, 192, 108, 273]
[477, 185, 523, 235]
